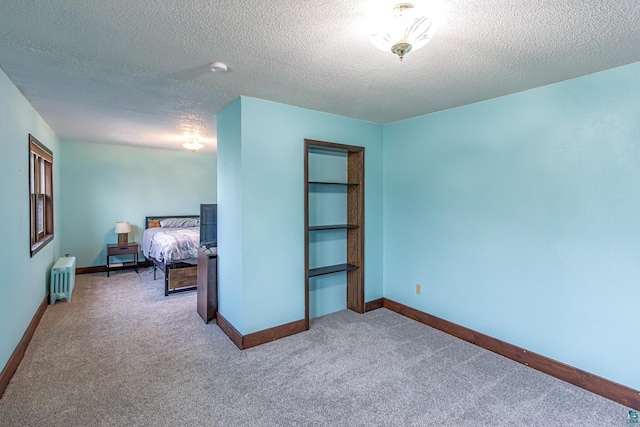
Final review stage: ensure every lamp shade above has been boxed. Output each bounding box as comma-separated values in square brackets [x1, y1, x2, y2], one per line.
[115, 222, 131, 234]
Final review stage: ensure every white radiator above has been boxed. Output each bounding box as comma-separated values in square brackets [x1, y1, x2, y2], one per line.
[50, 256, 76, 305]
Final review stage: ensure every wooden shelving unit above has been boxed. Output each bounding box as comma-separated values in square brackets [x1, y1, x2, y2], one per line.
[304, 139, 364, 330]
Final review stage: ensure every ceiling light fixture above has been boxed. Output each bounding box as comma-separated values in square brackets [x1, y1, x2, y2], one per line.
[210, 62, 228, 73]
[183, 135, 204, 152]
[371, 3, 435, 61]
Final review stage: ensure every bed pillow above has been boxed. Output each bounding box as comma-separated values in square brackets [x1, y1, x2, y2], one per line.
[148, 219, 162, 228]
[160, 217, 200, 228]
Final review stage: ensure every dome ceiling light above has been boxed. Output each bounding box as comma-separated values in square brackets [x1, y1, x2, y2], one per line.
[210, 62, 228, 73]
[183, 135, 204, 152]
[371, 3, 436, 61]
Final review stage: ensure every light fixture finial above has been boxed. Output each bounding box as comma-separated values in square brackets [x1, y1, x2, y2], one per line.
[391, 42, 411, 61]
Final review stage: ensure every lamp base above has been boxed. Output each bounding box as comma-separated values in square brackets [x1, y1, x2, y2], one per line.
[118, 233, 129, 245]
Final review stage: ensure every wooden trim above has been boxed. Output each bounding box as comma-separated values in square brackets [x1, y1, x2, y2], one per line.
[382, 298, 640, 410]
[77, 265, 106, 274]
[29, 134, 54, 258]
[364, 298, 383, 312]
[216, 312, 244, 349]
[30, 234, 53, 257]
[346, 149, 364, 313]
[29, 134, 52, 162]
[305, 139, 365, 153]
[216, 313, 306, 350]
[77, 261, 147, 275]
[243, 319, 307, 349]
[304, 140, 310, 330]
[0, 294, 48, 399]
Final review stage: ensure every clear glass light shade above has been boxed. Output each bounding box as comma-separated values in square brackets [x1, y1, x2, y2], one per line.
[183, 135, 204, 152]
[371, 3, 435, 60]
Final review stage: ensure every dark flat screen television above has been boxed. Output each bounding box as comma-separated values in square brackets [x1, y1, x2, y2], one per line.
[200, 204, 217, 248]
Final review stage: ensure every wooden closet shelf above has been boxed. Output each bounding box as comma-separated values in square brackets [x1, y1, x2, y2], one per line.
[308, 224, 359, 231]
[308, 181, 359, 186]
[308, 263, 359, 277]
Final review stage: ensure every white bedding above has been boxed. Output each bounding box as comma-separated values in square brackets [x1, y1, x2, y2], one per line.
[142, 226, 200, 263]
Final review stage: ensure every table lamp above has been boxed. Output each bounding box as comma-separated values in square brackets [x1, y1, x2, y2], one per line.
[115, 221, 131, 245]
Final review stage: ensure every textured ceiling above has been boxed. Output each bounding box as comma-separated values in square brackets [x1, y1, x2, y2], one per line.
[1, 0, 640, 153]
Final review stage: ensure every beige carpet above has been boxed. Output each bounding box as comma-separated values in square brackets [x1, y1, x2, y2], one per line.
[0, 268, 631, 426]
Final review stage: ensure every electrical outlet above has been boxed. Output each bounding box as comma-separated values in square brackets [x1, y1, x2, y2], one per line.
[416, 284, 422, 295]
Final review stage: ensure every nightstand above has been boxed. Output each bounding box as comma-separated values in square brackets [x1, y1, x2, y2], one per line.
[106, 242, 139, 277]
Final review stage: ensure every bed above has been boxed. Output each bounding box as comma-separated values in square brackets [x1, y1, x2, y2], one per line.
[142, 215, 201, 296]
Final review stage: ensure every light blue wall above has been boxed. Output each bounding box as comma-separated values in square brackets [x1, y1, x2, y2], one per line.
[217, 97, 383, 335]
[60, 141, 216, 268]
[0, 68, 61, 372]
[383, 61, 640, 390]
[308, 150, 349, 318]
[216, 98, 244, 331]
